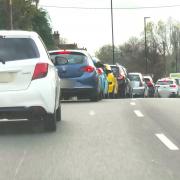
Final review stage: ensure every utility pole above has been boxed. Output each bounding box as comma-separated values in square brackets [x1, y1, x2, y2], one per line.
[175, 41, 178, 72]
[111, 0, 115, 64]
[9, 0, 13, 29]
[163, 41, 166, 76]
[144, 17, 150, 74]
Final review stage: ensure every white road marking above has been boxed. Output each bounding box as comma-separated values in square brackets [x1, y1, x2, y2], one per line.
[134, 110, 144, 117]
[130, 102, 136, 106]
[156, 133, 179, 151]
[131, 98, 137, 101]
[14, 150, 27, 179]
[71, 96, 77, 101]
[0, 119, 28, 122]
[89, 110, 95, 116]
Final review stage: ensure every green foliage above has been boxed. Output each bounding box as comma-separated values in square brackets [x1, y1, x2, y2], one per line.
[96, 18, 180, 80]
[32, 8, 54, 49]
[95, 45, 113, 64]
[0, 0, 9, 29]
[0, 0, 55, 49]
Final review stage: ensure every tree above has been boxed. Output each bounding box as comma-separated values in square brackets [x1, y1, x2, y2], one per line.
[95, 45, 117, 64]
[0, 0, 55, 49]
[32, 8, 55, 49]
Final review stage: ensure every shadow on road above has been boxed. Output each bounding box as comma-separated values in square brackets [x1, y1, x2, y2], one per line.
[0, 121, 45, 135]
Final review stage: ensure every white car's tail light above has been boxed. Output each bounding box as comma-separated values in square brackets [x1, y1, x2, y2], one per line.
[170, 84, 177, 88]
[32, 63, 48, 80]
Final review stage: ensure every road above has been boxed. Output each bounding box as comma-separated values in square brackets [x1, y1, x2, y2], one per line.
[0, 98, 180, 180]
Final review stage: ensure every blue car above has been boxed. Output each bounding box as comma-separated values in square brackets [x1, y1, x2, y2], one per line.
[92, 57, 109, 98]
[49, 50, 101, 101]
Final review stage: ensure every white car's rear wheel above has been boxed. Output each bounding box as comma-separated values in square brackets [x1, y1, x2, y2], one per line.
[44, 113, 57, 132]
[56, 104, 61, 122]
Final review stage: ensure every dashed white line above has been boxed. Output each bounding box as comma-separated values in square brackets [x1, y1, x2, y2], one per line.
[156, 133, 179, 151]
[134, 110, 144, 117]
[89, 110, 95, 116]
[130, 102, 136, 106]
[14, 150, 27, 179]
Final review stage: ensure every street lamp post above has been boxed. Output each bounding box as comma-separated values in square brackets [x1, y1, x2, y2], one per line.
[111, 0, 115, 64]
[9, 0, 13, 30]
[144, 17, 150, 74]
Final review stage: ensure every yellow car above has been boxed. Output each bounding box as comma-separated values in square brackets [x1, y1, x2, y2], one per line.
[104, 64, 118, 98]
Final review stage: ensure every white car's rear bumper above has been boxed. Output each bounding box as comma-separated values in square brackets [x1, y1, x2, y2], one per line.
[132, 87, 145, 96]
[158, 89, 178, 97]
[0, 78, 57, 114]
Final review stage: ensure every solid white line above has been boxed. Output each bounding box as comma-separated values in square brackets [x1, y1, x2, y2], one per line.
[14, 150, 27, 179]
[130, 102, 136, 106]
[134, 110, 144, 117]
[0, 119, 28, 122]
[156, 133, 179, 151]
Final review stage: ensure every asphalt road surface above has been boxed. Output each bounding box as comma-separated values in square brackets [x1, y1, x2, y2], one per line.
[0, 98, 180, 180]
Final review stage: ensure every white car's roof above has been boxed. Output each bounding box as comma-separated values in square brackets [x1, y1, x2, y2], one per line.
[158, 78, 174, 81]
[0, 30, 38, 38]
[143, 75, 151, 78]
[129, 72, 142, 75]
[157, 78, 176, 85]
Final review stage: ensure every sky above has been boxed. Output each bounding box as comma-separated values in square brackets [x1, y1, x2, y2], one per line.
[39, 0, 180, 55]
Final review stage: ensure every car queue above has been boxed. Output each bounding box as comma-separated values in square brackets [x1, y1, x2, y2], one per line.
[0, 30, 179, 133]
[49, 48, 180, 100]
[48, 48, 154, 100]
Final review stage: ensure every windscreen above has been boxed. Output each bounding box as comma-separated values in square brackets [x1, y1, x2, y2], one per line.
[50, 52, 86, 65]
[0, 38, 40, 61]
[128, 74, 140, 81]
[156, 81, 173, 85]
[110, 66, 119, 76]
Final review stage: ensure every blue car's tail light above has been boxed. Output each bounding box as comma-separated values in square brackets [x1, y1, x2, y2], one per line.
[81, 66, 95, 73]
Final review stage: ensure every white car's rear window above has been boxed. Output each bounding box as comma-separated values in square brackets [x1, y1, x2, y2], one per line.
[157, 81, 173, 85]
[128, 74, 140, 81]
[0, 37, 40, 62]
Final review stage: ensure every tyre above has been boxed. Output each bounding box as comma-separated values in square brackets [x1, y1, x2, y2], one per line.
[109, 92, 114, 99]
[104, 93, 109, 99]
[44, 113, 56, 132]
[90, 87, 101, 102]
[56, 104, 61, 121]
[90, 93, 99, 102]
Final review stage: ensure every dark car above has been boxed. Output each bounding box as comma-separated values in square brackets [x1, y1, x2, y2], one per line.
[49, 50, 101, 101]
[110, 63, 132, 98]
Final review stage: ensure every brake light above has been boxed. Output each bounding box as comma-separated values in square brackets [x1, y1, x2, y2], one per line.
[32, 63, 48, 80]
[117, 75, 125, 80]
[54, 51, 71, 55]
[147, 81, 153, 87]
[170, 84, 176, 88]
[97, 68, 103, 75]
[81, 66, 94, 73]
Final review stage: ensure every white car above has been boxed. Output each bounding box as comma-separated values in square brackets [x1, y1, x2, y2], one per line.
[128, 72, 149, 97]
[0, 31, 61, 131]
[154, 78, 178, 98]
[175, 78, 180, 96]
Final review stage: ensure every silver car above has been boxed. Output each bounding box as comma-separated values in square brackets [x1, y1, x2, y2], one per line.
[175, 78, 180, 96]
[154, 78, 178, 98]
[128, 72, 148, 97]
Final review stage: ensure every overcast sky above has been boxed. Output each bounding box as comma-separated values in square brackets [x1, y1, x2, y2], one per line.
[39, 0, 180, 55]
